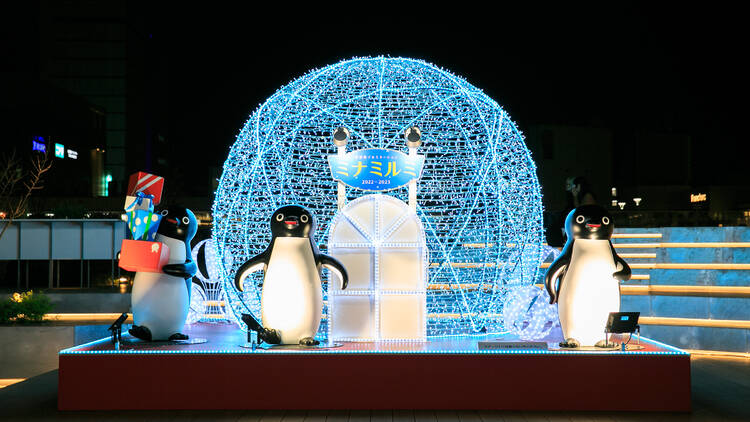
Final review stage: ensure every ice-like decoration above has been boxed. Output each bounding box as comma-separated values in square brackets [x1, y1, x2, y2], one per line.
[328, 194, 428, 341]
[502, 284, 559, 340]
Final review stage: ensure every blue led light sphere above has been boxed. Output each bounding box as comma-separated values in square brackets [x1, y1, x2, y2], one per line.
[213, 57, 544, 337]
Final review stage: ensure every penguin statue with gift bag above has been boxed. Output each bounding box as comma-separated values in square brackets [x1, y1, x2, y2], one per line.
[129, 206, 198, 341]
[234, 204, 348, 346]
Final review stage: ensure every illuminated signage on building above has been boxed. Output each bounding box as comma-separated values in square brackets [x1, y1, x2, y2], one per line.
[54, 143, 66, 159]
[690, 193, 707, 203]
[32, 137, 46, 153]
[67, 149, 78, 159]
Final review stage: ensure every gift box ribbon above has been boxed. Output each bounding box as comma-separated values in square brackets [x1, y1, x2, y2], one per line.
[124, 191, 155, 213]
[128, 210, 161, 241]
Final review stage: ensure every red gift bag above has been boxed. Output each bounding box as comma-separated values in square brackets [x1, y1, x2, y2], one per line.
[118, 239, 170, 273]
[127, 172, 165, 205]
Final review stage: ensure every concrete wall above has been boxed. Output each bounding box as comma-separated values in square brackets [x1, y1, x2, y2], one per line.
[0, 325, 109, 378]
[46, 292, 131, 313]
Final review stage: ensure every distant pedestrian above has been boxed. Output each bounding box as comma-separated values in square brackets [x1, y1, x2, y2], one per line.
[548, 176, 598, 248]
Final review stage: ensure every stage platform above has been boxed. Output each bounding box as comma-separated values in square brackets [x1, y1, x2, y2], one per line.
[58, 323, 690, 411]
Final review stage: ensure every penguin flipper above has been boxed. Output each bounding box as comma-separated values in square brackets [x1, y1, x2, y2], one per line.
[234, 253, 268, 292]
[610, 242, 632, 281]
[162, 259, 198, 279]
[318, 254, 348, 289]
[544, 245, 571, 304]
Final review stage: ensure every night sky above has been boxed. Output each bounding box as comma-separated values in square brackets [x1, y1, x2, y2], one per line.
[4, 4, 748, 194]
[156, 6, 746, 188]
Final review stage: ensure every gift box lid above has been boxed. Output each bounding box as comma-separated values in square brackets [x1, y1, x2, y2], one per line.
[127, 172, 164, 205]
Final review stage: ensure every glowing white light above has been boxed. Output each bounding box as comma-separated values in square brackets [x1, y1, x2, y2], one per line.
[212, 57, 544, 337]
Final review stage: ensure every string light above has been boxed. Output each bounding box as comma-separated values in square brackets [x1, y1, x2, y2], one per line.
[187, 239, 229, 323]
[212, 57, 544, 337]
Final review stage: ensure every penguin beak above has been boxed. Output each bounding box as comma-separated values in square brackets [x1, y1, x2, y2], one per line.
[167, 218, 178, 225]
[284, 216, 299, 227]
[586, 223, 601, 228]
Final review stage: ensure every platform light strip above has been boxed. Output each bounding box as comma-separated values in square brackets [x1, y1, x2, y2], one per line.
[430, 262, 750, 270]
[618, 253, 657, 259]
[613, 242, 750, 249]
[611, 233, 663, 239]
[59, 348, 685, 356]
[43, 313, 133, 323]
[685, 349, 750, 359]
[0, 379, 26, 389]
[621, 285, 750, 298]
[639, 316, 750, 329]
[629, 263, 750, 270]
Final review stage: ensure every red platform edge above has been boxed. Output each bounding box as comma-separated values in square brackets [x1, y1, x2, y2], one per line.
[58, 351, 690, 411]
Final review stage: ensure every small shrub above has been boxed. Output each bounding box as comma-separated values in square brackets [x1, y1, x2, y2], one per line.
[0, 291, 53, 323]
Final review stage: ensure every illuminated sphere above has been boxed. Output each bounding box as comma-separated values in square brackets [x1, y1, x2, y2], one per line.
[213, 57, 544, 336]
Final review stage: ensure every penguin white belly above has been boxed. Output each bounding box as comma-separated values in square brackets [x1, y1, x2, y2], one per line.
[131, 235, 189, 340]
[558, 239, 620, 346]
[261, 238, 322, 344]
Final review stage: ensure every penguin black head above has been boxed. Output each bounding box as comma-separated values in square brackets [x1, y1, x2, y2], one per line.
[565, 204, 614, 240]
[157, 206, 198, 243]
[270, 205, 315, 238]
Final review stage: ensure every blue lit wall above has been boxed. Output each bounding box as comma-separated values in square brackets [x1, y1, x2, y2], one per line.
[212, 57, 544, 336]
[618, 226, 750, 353]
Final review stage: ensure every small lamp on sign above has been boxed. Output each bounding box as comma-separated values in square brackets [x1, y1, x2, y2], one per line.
[617, 202, 626, 210]
[633, 197, 642, 206]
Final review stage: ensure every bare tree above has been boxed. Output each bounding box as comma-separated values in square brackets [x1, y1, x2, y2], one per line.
[0, 151, 53, 241]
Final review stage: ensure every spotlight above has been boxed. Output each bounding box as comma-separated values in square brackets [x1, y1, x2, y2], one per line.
[404, 126, 422, 147]
[332, 127, 349, 146]
[633, 197, 642, 206]
[618, 202, 626, 210]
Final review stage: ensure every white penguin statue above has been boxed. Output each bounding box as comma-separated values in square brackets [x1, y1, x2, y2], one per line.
[544, 205, 631, 347]
[234, 205, 348, 346]
[129, 206, 198, 341]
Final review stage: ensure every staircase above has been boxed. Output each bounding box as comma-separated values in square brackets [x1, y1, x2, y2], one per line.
[614, 227, 750, 353]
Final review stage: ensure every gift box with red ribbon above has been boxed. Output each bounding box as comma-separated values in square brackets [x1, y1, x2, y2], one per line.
[119, 239, 170, 273]
[127, 172, 164, 205]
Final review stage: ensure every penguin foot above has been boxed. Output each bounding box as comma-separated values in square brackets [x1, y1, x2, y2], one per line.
[168, 333, 189, 341]
[595, 339, 618, 349]
[299, 337, 320, 347]
[128, 325, 152, 342]
[260, 328, 282, 344]
[558, 338, 580, 348]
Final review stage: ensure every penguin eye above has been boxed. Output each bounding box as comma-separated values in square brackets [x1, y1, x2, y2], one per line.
[602, 217, 610, 225]
[182, 216, 190, 225]
[275, 213, 284, 222]
[160, 210, 168, 216]
[300, 215, 309, 223]
[576, 215, 585, 224]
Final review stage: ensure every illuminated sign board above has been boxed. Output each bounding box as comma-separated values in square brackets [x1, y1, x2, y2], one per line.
[690, 193, 707, 203]
[67, 149, 78, 159]
[32, 137, 46, 153]
[328, 148, 425, 191]
[54, 143, 66, 159]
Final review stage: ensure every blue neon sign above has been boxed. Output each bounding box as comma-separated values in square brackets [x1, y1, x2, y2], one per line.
[328, 148, 424, 191]
[32, 137, 46, 153]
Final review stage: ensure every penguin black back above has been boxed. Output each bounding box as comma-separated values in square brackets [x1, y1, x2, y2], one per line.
[270, 205, 315, 239]
[157, 206, 198, 243]
[565, 204, 613, 241]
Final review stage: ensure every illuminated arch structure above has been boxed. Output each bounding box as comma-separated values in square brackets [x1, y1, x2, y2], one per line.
[213, 57, 544, 338]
